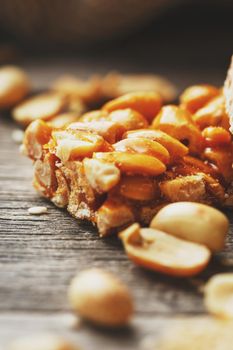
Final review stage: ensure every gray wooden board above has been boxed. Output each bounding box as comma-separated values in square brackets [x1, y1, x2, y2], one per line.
[1, 59, 233, 349]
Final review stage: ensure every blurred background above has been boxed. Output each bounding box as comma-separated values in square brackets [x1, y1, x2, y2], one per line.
[0, 0, 232, 92]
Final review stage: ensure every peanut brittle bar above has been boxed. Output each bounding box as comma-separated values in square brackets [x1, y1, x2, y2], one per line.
[22, 88, 233, 236]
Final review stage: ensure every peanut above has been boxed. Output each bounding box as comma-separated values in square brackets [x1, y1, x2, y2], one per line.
[180, 84, 219, 113]
[204, 273, 233, 319]
[150, 202, 229, 252]
[113, 137, 170, 164]
[68, 268, 133, 327]
[152, 105, 204, 154]
[193, 94, 228, 129]
[202, 126, 231, 146]
[52, 129, 107, 162]
[123, 128, 188, 161]
[108, 108, 148, 130]
[119, 223, 211, 277]
[48, 113, 79, 129]
[94, 151, 166, 176]
[103, 91, 162, 122]
[13, 93, 67, 126]
[0, 65, 30, 109]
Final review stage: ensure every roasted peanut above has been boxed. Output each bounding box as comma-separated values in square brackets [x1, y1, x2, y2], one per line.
[0, 65, 30, 109]
[119, 224, 211, 277]
[9, 334, 77, 350]
[180, 84, 219, 113]
[52, 129, 107, 162]
[150, 202, 229, 252]
[193, 94, 229, 129]
[13, 93, 67, 126]
[123, 128, 188, 161]
[83, 158, 120, 193]
[68, 268, 133, 326]
[113, 137, 170, 164]
[23, 120, 52, 160]
[119, 175, 159, 201]
[103, 91, 162, 122]
[94, 151, 166, 176]
[202, 126, 231, 146]
[152, 105, 204, 154]
[108, 108, 148, 130]
[204, 273, 233, 319]
[68, 120, 124, 144]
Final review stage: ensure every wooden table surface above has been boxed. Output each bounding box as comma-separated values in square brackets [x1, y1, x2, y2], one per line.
[1, 11, 233, 346]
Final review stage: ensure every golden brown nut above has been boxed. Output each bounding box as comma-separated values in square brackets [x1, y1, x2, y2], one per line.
[68, 268, 133, 327]
[123, 129, 188, 162]
[180, 84, 219, 113]
[108, 108, 148, 130]
[52, 129, 107, 162]
[103, 91, 162, 122]
[204, 273, 233, 319]
[193, 94, 229, 130]
[202, 126, 231, 147]
[119, 223, 211, 277]
[113, 137, 170, 164]
[94, 151, 166, 176]
[150, 202, 229, 252]
[152, 105, 204, 154]
[0, 65, 30, 109]
[13, 93, 67, 126]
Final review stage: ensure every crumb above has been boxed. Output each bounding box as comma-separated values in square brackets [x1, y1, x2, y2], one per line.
[12, 129, 24, 143]
[28, 206, 48, 215]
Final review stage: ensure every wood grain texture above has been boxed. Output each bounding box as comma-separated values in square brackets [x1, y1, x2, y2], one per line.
[0, 59, 233, 349]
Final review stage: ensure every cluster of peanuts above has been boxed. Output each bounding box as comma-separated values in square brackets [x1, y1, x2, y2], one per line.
[2, 64, 233, 349]
[21, 83, 233, 238]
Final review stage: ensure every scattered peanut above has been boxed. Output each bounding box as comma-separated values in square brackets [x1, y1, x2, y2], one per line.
[13, 93, 67, 126]
[8, 334, 77, 350]
[0, 65, 30, 109]
[68, 268, 133, 327]
[150, 202, 229, 252]
[204, 273, 233, 319]
[119, 223, 211, 277]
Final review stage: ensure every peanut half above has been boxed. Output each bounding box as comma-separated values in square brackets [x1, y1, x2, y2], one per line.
[103, 91, 162, 122]
[68, 268, 133, 327]
[13, 93, 67, 126]
[204, 273, 233, 319]
[150, 202, 229, 252]
[119, 224, 211, 277]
